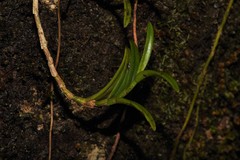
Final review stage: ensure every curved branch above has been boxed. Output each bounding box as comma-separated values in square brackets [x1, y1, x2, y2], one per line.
[33, 0, 85, 104]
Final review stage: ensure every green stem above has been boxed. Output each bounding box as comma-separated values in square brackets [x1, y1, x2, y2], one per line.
[170, 0, 234, 159]
[183, 105, 199, 160]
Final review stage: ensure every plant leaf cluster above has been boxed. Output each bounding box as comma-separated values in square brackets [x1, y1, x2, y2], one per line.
[77, 23, 179, 131]
[33, 0, 178, 131]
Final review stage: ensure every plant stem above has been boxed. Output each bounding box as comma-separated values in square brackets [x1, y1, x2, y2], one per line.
[133, 0, 138, 46]
[170, 0, 234, 159]
[108, 132, 121, 160]
[48, 1, 62, 160]
[33, 0, 86, 104]
[183, 105, 199, 160]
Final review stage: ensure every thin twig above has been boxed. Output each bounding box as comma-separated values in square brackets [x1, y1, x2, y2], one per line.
[48, 1, 62, 160]
[48, 97, 54, 160]
[182, 105, 199, 160]
[33, 0, 86, 104]
[170, 0, 234, 159]
[133, 0, 138, 46]
[108, 132, 120, 160]
[55, 0, 61, 68]
[108, 108, 127, 160]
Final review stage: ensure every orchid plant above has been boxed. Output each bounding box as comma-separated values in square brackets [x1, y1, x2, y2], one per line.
[33, 0, 179, 131]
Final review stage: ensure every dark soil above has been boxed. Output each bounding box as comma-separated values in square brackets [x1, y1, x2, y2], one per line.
[1, 0, 240, 159]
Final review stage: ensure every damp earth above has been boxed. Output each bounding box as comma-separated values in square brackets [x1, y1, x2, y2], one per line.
[1, 0, 240, 159]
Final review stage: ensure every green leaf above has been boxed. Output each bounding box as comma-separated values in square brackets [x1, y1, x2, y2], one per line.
[110, 47, 132, 97]
[110, 41, 140, 98]
[85, 48, 128, 101]
[137, 70, 179, 92]
[120, 42, 140, 90]
[123, 0, 132, 28]
[108, 48, 130, 98]
[129, 40, 140, 80]
[118, 70, 179, 98]
[96, 98, 156, 131]
[137, 22, 154, 73]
